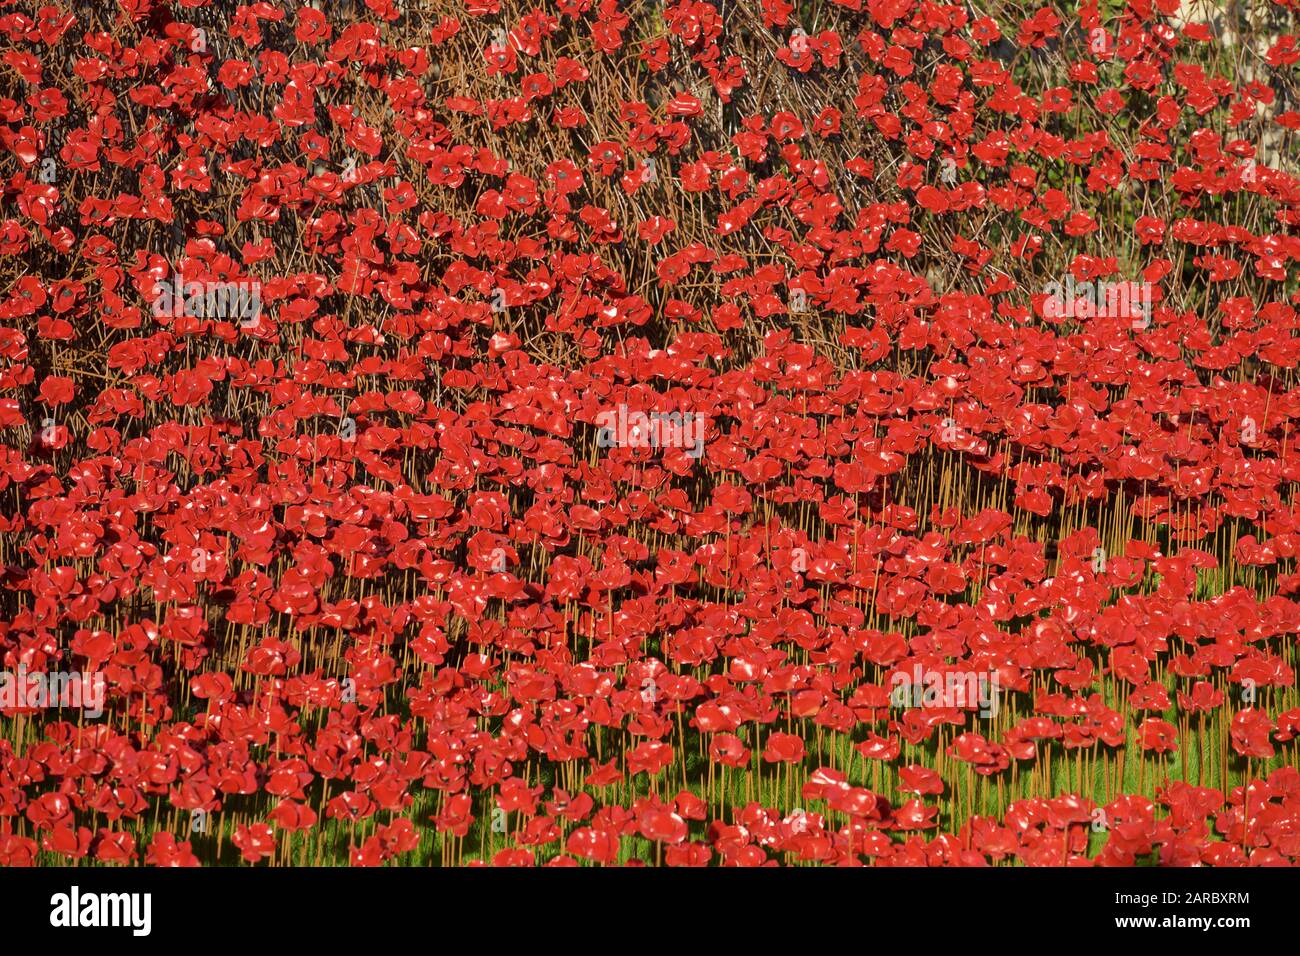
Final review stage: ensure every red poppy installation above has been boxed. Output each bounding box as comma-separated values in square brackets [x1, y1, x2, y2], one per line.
[2, 0, 1300, 867]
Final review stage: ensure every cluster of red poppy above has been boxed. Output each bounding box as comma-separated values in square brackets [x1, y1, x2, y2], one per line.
[2, 0, 1300, 866]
